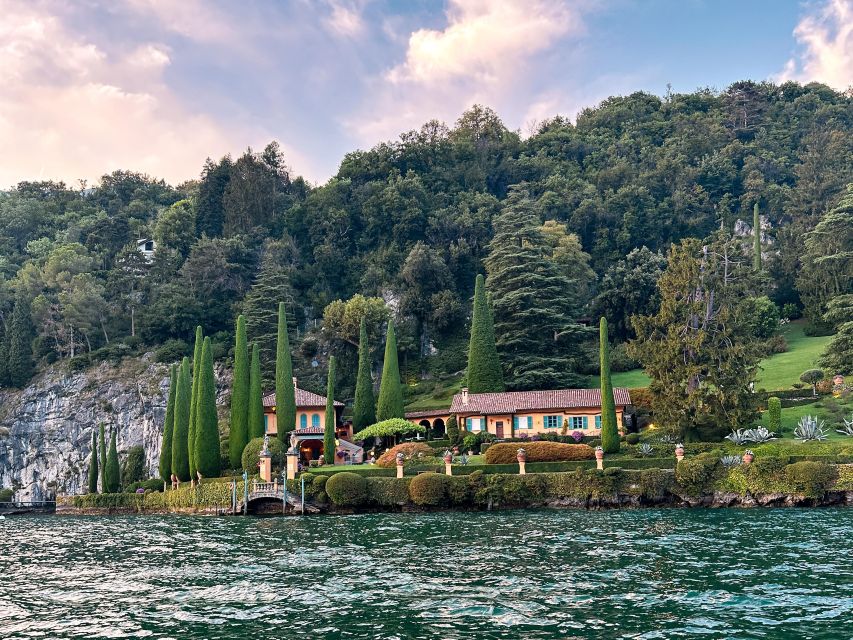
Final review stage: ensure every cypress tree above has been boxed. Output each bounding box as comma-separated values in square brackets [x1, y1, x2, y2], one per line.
[98, 423, 107, 492]
[323, 356, 336, 465]
[275, 302, 296, 443]
[376, 320, 404, 421]
[229, 315, 250, 468]
[767, 396, 782, 435]
[88, 431, 98, 494]
[753, 203, 762, 271]
[0, 321, 9, 388]
[171, 357, 191, 481]
[104, 428, 121, 493]
[194, 337, 221, 479]
[599, 317, 620, 454]
[353, 317, 376, 432]
[248, 342, 264, 439]
[7, 293, 34, 388]
[467, 274, 504, 393]
[188, 326, 203, 479]
[159, 364, 177, 484]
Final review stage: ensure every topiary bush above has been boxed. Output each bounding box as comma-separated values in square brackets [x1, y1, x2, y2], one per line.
[484, 442, 595, 464]
[625, 433, 641, 445]
[241, 437, 285, 472]
[325, 471, 368, 506]
[366, 478, 411, 506]
[784, 461, 837, 498]
[376, 442, 434, 467]
[409, 472, 451, 506]
[674, 453, 721, 495]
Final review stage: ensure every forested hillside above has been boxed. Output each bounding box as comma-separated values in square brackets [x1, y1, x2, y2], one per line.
[0, 81, 851, 401]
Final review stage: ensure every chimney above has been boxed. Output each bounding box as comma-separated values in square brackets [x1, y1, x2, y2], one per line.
[461, 387, 469, 405]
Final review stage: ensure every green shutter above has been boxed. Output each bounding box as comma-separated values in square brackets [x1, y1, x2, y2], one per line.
[513, 416, 518, 430]
[583, 416, 589, 429]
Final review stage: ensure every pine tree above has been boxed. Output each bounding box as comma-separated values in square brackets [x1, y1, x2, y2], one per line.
[323, 356, 337, 465]
[376, 320, 405, 421]
[353, 317, 376, 431]
[104, 428, 121, 493]
[753, 203, 762, 271]
[88, 430, 98, 494]
[7, 293, 34, 388]
[194, 337, 221, 479]
[467, 274, 504, 393]
[819, 294, 853, 375]
[248, 342, 264, 439]
[159, 364, 177, 484]
[188, 326, 203, 479]
[98, 423, 107, 492]
[229, 315, 250, 468]
[599, 317, 620, 454]
[171, 357, 192, 481]
[276, 302, 297, 442]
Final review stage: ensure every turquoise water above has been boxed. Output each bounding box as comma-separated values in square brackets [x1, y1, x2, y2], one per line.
[1, 509, 852, 639]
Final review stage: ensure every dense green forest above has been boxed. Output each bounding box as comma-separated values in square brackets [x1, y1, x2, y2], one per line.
[0, 81, 851, 403]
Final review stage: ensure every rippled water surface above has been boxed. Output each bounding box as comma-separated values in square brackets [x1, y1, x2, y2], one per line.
[2, 509, 852, 639]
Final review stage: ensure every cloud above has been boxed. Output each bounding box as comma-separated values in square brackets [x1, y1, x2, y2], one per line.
[323, 0, 367, 38]
[777, 0, 853, 89]
[346, 0, 587, 144]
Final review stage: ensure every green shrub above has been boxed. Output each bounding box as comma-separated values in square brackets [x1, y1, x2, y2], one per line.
[484, 442, 595, 464]
[446, 416, 460, 445]
[637, 469, 674, 499]
[121, 445, 146, 487]
[154, 339, 190, 363]
[784, 462, 837, 498]
[674, 453, 721, 495]
[479, 442, 492, 454]
[409, 472, 451, 506]
[325, 472, 368, 506]
[310, 474, 328, 503]
[366, 478, 410, 506]
[625, 433, 640, 445]
[767, 397, 782, 434]
[426, 439, 451, 450]
[0, 488, 13, 502]
[241, 437, 285, 472]
[126, 478, 163, 493]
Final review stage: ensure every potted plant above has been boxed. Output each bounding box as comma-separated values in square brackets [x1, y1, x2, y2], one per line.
[675, 443, 685, 460]
[516, 448, 527, 463]
[742, 449, 754, 464]
[594, 446, 604, 461]
[443, 450, 453, 464]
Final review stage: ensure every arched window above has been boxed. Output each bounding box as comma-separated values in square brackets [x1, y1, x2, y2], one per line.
[300, 414, 307, 429]
[312, 413, 320, 427]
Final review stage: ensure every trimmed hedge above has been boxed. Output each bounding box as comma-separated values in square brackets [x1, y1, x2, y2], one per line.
[426, 439, 451, 450]
[326, 472, 367, 506]
[376, 442, 434, 467]
[484, 442, 595, 464]
[366, 477, 410, 506]
[409, 472, 450, 506]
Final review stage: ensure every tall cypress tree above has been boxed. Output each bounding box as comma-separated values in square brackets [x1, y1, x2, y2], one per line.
[229, 315, 250, 468]
[7, 293, 34, 388]
[188, 326, 203, 479]
[353, 317, 376, 431]
[376, 320, 404, 421]
[88, 431, 99, 494]
[599, 317, 620, 453]
[171, 357, 191, 481]
[248, 342, 264, 439]
[753, 203, 762, 271]
[276, 302, 297, 443]
[104, 428, 121, 493]
[323, 356, 337, 465]
[0, 321, 9, 388]
[467, 274, 504, 393]
[194, 337, 221, 479]
[98, 423, 107, 492]
[159, 364, 177, 484]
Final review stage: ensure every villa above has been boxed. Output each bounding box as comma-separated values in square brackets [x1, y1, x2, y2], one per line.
[408, 387, 631, 438]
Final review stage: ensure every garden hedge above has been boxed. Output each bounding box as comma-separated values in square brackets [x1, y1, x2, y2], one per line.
[484, 442, 595, 464]
[376, 442, 434, 467]
[325, 472, 368, 506]
[409, 472, 451, 506]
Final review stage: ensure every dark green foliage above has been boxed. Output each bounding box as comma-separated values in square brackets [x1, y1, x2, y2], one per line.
[7, 293, 34, 387]
[446, 415, 459, 444]
[743, 296, 780, 340]
[104, 428, 121, 493]
[196, 156, 232, 238]
[753, 203, 762, 271]
[376, 320, 404, 421]
[159, 364, 176, 483]
[241, 436, 284, 472]
[365, 477, 411, 506]
[819, 294, 853, 375]
[0, 488, 14, 502]
[324, 356, 337, 464]
[352, 317, 376, 432]
[325, 471, 367, 506]
[674, 454, 721, 496]
[409, 472, 450, 506]
[800, 369, 824, 395]
[188, 326, 203, 479]
[194, 337, 221, 478]
[275, 302, 296, 441]
[121, 445, 146, 487]
[88, 431, 99, 494]
[248, 342, 264, 439]
[466, 274, 503, 393]
[229, 315, 249, 468]
[784, 461, 837, 498]
[767, 397, 782, 434]
[171, 357, 191, 481]
[98, 424, 107, 492]
[625, 433, 641, 445]
[599, 317, 620, 454]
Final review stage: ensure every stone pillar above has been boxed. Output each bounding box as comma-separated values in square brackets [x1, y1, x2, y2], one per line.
[286, 451, 299, 481]
[595, 446, 604, 470]
[675, 444, 685, 464]
[443, 451, 453, 476]
[517, 448, 527, 475]
[259, 452, 272, 482]
[396, 452, 405, 479]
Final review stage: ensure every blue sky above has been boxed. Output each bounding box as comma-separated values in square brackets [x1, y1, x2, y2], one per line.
[1, 0, 850, 188]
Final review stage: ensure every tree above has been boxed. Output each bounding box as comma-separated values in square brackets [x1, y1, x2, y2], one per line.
[104, 428, 120, 493]
[196, 156, 232, 238]
[446, 415, 459, 445]
[376, 320, 405, 421]
[353, 317, 376, 432]
[122, 446, 146, 487]
[324, 356, 337, 464]
[159, 364, 177, 484]
[767, 397, 782, 434]
[275, 302, 297, 442]
[153, 199, 196, 259]
[194, 337, 221, 478]
[88, 431, 98, 494]
[800, 369, 824, 396]
[540, 220, 596, 303]
[7, 292, 34, 387]
[466, 274, 503, 393]
[229, 315, 250, 468]
[322, 294, 390, 348]
[188, 326, 203, 480]
[629, 235, 763, 440]
[599, 317, 620, 453]
[819, 294, 853, 375]
[753, 203, 762, 271]
[484, 189, 590, 390]
[98, 423, 107, 492]
[248, 342, 264, 439]
[171, 357, 192, 481]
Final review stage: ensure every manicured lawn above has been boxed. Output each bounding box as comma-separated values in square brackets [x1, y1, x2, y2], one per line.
[755, 321, 832, 391]
[405, 378, 464, 411]
[760, 396, 853, 440]
[591, 368, 651, 389]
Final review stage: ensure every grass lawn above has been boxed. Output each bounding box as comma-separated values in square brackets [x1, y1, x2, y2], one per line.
[758, 394, 853, 440]
[755, 321, 832, 391]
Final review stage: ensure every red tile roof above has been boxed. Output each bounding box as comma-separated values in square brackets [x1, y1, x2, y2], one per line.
[405, 409, 451, 419]
[262, 388, 344, 409]
[449, 388, 631, 414]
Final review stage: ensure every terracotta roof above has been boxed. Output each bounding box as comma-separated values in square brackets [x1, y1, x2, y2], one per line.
[405, 409, 451, 419]
[449, 388, 631, 414]
[262, 388, 344, 408]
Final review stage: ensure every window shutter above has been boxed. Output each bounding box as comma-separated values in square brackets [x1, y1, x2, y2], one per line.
[583, 416, 589, 429]
[513, 416, 518, 431]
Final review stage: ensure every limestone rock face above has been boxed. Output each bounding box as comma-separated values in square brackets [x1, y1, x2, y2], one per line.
[0, 355, 230, 501]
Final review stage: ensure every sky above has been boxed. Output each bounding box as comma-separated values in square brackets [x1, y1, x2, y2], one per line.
[1, 0, 851, 188]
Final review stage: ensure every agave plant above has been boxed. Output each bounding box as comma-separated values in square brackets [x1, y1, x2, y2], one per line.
[744, 426, 777, 443]
[794, 415, 829, 441]
[725, 429, 750, 445]
[637, 443, 654, 457]
[720, 455, 742, 468]
[836, 414, 853, 437]
[657, 434, 678, 444]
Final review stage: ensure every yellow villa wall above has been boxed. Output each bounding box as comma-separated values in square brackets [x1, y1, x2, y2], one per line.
[459, 407, 626, 437]
[263, 409, 328, 436]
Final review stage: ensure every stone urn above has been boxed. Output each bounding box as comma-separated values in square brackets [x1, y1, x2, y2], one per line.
[743, 450, 754, 465]
[395, 452, 405, 478]
[675, 443, 685, 462]
[443, 451, 453, 464]
[595, 446, 604, 470]
[516, 448, 527, 463]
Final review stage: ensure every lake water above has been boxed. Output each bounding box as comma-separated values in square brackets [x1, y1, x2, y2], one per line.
[1, 509, 852, 639]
